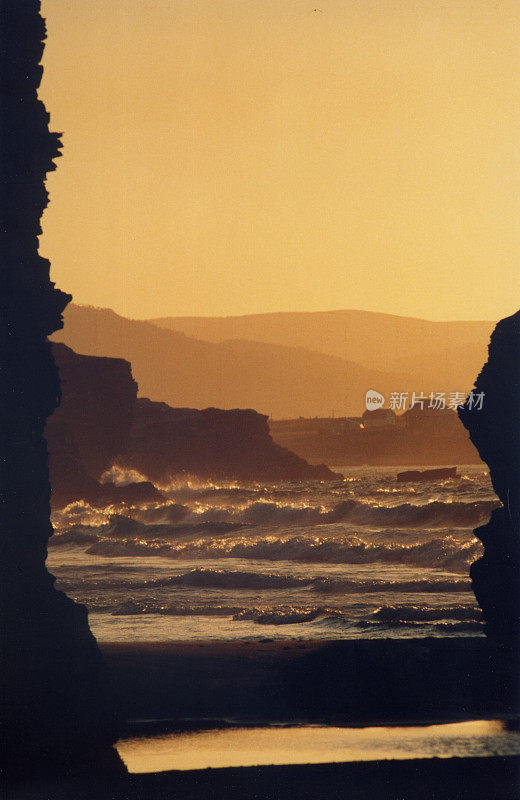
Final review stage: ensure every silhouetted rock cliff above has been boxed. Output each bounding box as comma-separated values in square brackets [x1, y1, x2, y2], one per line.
[46, 348, 336, 507]
[47, 344, 161, 508]
[459, 310, 520, 637]
[0, 0, 122, 773]
[117, 399, 337, 484]
[51, 343, 137, 477]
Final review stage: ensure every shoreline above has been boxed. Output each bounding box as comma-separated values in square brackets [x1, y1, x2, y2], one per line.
[122, 712, 520, 739]
[6, 637, 519, 797]
[100, 637, 519, 727]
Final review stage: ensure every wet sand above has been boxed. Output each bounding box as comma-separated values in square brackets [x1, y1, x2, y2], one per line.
[5, 637, 519, 798]
[9, 755, 520, 799]
[101, 637, 518, 728]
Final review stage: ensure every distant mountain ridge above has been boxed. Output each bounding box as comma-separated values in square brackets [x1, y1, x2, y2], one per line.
[150, 309, 494, 393]
[51, 304, 493, 418]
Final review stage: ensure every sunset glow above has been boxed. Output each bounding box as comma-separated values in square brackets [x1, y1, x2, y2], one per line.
[40, 0, 520, 321]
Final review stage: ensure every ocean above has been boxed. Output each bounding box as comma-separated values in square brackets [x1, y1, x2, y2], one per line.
[48, 465, 497, 643]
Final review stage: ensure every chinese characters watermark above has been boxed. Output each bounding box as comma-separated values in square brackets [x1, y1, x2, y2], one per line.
[364, 389, 485, 412]
[387, 390, 484, 412]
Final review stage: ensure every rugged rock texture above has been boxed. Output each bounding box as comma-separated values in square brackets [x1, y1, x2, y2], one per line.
[117, 399, 337, 484]
[46, 344, 161, 508]
[51, 343, 137, 477]
[46, 419, 162, 510]
[45, 346, 334, 505]
[459, 310, 520, 637]
[0, 0, 121, 773]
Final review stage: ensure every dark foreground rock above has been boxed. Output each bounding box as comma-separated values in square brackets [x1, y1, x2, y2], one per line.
[7, 756, 520, 800]
[117, 398, 338, 484]
[458, 310, 520, 637]
[0, 0, 122, 774]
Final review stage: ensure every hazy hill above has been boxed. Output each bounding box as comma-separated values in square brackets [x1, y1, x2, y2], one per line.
[150, 310, 494, 392]
[52, 305, 413, 418]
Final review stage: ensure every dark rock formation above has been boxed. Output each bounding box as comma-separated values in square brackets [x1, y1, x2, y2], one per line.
[117, 399, 338, 484]
[396, 467, 458, 482]
[0, 0, 121, 774]
[51, 343, 137, 477]
[458, 310, 520, 637]
[46, 344, 162, 508]
[46, 346, 330, 505]
[47, 422, 162, 508]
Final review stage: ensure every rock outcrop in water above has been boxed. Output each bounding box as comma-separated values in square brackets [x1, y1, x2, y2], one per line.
[0, 0, 121, 773]
[47, 344, 161, 507]
[117, 398, 338, 484]
[51, 343, 137, 477]
[396, 467, 458, 483]
[458, 310, 520, 637]
[45, 347, 336, 507]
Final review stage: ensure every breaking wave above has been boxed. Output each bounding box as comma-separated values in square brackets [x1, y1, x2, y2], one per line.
[371, 605, 481, 622]
[102, 514, 244, 538]
[52, 496, 498, 538]
[241, 498, 497, 528]
[50, 527, 100, 546]
[111, 601, 339, 626]
[130, 569, 472, 593]
[86, 534, 482, 573]
[108, 599, 483, 630]
[213, 498, 496, 528]
[140, 568, 308, 590]
[112, 600, 244, 617]
[354, 620, 484, 633]
[55, 568, 473, 595]
[311, 576, 471, 594]
[233, 608, 329, 625]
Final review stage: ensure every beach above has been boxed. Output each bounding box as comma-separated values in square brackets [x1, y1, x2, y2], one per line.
[17, 467, 517, 795]
[16, 467, 520, 796]
[101, 638, 518, 727]
[10, 755, 520, 800]
[8, 638, 520, 798]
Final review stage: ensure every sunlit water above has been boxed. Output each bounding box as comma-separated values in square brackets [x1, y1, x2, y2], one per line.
[47, 466, 497, 642]
[117, 720, 520, 772]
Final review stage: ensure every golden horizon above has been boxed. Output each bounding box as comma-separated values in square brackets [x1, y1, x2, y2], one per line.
[39, 0, 520, 321]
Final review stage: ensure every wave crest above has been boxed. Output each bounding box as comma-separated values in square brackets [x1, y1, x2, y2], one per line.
[86, 533, 482, 572]
[371, 605, 481, 622]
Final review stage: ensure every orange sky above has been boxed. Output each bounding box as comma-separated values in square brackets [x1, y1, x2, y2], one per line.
[39, 0, 519, 321]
